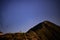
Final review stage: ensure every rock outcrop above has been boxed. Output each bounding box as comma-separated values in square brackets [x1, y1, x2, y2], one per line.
[27, 21, 60, 40]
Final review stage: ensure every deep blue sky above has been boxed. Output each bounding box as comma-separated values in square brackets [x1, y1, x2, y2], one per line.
[0, 0, 60, 33]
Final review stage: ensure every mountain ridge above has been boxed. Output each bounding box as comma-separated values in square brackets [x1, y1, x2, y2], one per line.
[27, 21, 60, 40]
[0, 21, 60, 40]
[27, 21, 60, 32]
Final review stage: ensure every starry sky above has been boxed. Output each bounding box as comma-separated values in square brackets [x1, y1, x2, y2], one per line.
[0, 0, 60, 33]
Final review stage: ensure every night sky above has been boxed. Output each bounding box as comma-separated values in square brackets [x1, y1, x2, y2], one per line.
[0, 0, 60, 33]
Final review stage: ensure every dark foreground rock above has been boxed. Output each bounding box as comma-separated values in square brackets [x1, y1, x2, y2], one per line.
[0, 21, 60, 40]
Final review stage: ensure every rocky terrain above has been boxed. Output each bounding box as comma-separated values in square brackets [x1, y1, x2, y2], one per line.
[0, 21, 60, 40]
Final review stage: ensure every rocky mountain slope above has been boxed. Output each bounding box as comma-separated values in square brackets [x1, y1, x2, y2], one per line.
[27, 21, 60, 40]
[0, 21, 60, 40]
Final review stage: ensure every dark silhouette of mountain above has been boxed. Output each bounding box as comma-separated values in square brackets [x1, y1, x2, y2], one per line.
[27, 21, 60, 40]
[0, 21, 60, 40]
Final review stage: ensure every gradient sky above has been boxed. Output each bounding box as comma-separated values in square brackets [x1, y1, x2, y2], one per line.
[0, 0, 60, 33]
